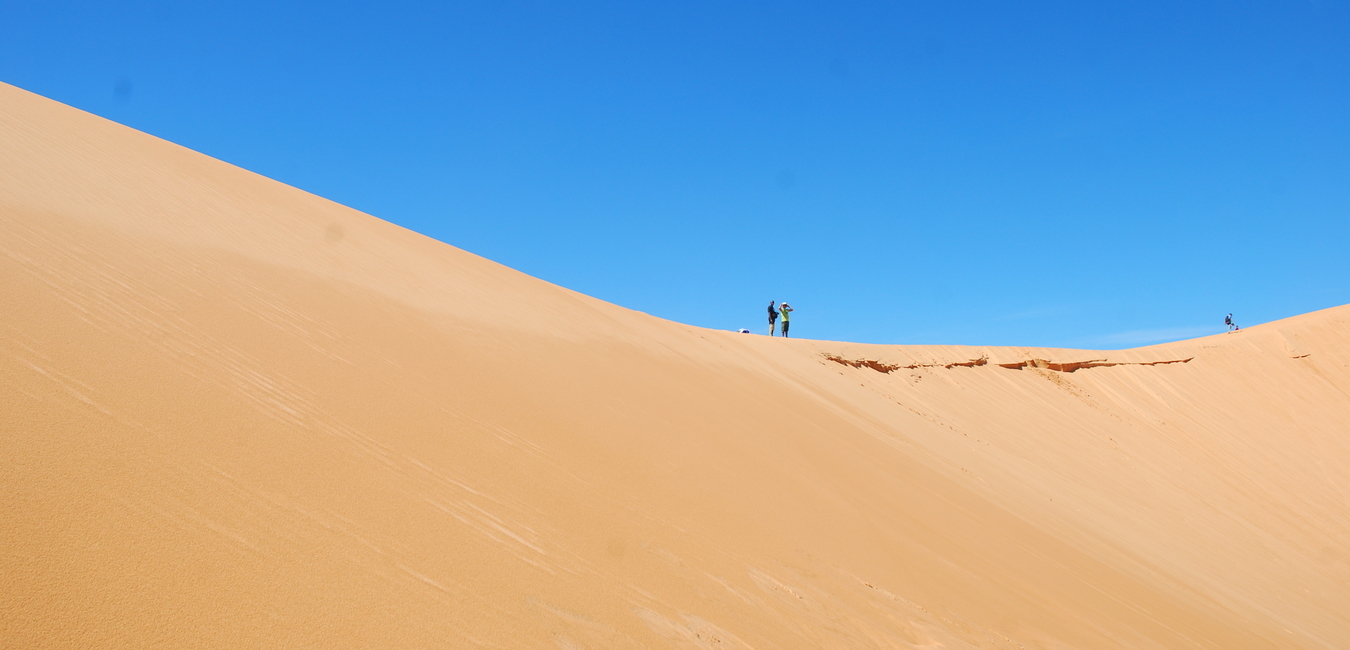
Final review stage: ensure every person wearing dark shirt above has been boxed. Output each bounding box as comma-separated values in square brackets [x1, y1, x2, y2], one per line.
[767, 300, 778, 336]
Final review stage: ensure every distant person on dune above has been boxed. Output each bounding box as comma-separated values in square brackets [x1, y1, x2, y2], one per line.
[1226, 313, 1239, 332]
[779, 302, 793, 337]
[768, 300, 778, 336]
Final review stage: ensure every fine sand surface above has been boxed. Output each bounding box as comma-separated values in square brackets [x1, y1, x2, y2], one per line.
[3, 81, 1349, 648]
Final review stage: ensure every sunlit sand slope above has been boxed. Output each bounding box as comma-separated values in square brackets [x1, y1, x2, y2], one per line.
[3, 82, 1348, 648]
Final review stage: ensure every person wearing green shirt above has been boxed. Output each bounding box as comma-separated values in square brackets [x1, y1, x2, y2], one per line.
[779, 302, 793, 337]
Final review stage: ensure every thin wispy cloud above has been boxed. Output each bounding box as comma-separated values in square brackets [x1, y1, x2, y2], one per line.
[1080, 326, 1219, 349]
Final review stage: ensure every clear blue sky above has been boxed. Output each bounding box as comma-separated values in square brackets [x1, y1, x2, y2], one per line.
[4, 1, 1347, 347]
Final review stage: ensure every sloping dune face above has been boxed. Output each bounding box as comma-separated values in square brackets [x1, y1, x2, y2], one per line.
[3, 82, 1349, 648]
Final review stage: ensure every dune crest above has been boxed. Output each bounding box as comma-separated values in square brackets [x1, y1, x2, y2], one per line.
[3, 82, 1348, 648]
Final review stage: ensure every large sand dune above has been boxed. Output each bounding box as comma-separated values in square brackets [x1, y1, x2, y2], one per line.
[3, 82, 1348, 648]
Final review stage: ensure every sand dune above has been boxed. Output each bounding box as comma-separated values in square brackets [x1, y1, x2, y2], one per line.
[3, 82, 1348, 648]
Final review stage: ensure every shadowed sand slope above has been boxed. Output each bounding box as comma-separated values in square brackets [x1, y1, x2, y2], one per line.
[3, 82, 1349, 648]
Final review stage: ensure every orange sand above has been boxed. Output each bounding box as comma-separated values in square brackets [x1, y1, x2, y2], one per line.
[3, 82, 1348, 648]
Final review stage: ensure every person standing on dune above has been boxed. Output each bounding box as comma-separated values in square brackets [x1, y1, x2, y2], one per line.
[779, 302, 793, 338]
[768, 300, 778, 336]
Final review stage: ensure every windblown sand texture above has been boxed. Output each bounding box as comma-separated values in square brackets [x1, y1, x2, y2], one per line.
[3, 82, 1349, 648]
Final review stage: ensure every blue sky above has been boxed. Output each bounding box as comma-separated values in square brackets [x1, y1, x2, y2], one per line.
[3, 1, 1347, 347]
